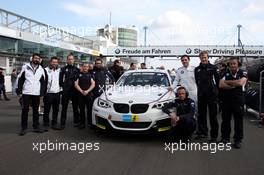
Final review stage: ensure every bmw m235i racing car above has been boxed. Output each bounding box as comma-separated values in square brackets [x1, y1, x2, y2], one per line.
[92, 69, 175, 132]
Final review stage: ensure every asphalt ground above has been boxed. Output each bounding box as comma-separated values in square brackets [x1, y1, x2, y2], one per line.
[0, 96, 264, 175]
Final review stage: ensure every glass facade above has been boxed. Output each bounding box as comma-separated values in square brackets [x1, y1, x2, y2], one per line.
[0, 36, 94, 61]
[0, 36, 17, 53]
[0, 36, 95, 73]
[118, 28, 137, 47]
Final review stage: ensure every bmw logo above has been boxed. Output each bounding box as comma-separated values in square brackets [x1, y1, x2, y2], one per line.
[186, 48, 192, 54]
[115, 49, 121, 54]
[128, 100, 133, 103]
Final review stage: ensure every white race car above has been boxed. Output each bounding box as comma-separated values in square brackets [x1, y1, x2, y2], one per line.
[92, 69, 175, 132]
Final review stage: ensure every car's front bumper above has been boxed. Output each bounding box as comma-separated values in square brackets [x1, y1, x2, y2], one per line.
[92, 99, 172, 132]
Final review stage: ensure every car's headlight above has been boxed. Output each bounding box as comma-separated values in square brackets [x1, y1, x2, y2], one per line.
[152, 100, 173, 109]
[98, 98, 112, 108]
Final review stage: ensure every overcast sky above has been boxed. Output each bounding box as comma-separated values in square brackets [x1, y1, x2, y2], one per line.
[1, 0, 264, 68]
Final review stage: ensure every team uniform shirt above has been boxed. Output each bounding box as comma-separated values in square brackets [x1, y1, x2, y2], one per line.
[162, 98, 196, 119]
[221, 68, 247, 103]
[59, 65, 80, 91]
[45, 67, 61, 94]
[92, 67, 114, 94]
[77, 72, 94, 91]
[17, 63, 46, 96]
[173, 66, 197, 102]
[194, 63, 220, 97]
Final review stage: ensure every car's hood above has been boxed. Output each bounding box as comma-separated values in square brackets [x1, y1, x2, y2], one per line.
[102, 86, 174, 104]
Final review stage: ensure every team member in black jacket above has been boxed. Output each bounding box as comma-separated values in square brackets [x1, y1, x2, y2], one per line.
[219, 57, 247, 149]
[218, 62, 227, 112]
[59, 53, 80, 129]
[74, 63, 95, 129]
[194, 51, 220, 142]
[0, 67, 10, 101]
[109, 59, 124, 82]
[162, 86, 196, 141]
[91, 58, 114, 99]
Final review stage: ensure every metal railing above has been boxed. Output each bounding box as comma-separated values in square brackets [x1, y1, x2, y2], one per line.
[0, 8, 100, 50]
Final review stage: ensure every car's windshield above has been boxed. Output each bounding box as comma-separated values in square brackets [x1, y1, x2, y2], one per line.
[116, 72, 170, 87]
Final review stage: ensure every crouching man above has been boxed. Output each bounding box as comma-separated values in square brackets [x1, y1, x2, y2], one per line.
[162, 86, 196, 142]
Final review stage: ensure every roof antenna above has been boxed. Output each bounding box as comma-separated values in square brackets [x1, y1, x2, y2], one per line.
[109, 12, 112, 26]
[237, 24, 242, 46]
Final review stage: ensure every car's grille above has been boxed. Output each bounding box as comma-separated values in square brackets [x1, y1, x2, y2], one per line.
[131, 104, 149, 114]
[112, 121, 151, 129]
[113, 103, 129, 113]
